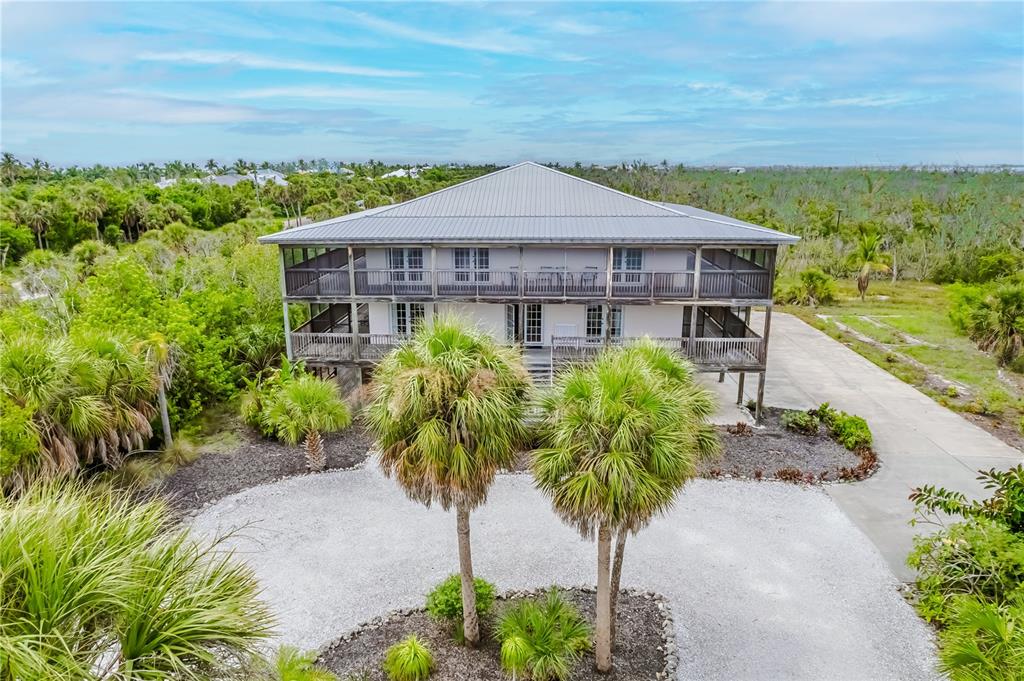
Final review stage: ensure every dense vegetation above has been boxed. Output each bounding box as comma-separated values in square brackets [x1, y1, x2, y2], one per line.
[909, 466, 1024, 680]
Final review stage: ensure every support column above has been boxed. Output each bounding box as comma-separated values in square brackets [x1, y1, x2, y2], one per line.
[606, 246, 614, 299]
[431, 246, 438, 298]
[755, 371, 766, 422]
[278, 248, 293, 361]
[518, 246, 525, 298]
[737, 372, 746, 405]
[347, 245, 360, 361]
[688, 246, 702, 359]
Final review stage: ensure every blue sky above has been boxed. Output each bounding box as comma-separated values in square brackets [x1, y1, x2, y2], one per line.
[1, 1, 1022, 166]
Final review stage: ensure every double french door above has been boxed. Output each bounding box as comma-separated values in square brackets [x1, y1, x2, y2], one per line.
[506, 303, 544, 346]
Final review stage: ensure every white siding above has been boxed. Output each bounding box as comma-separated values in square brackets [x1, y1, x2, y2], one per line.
[367, 302, 391, 335]
[542, 304, 586, 341]
[362, 246, 692, 272]
[622, 305, 684, 338]
[437, 302, 505, 340]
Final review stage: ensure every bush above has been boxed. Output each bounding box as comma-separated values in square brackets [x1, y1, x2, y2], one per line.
[907, 518, 1024, 623]
[775, 267, 838, 307]
[383, 635, 433, 681]
[0, 481, 273, 679]
[497, 589, 592, 681]
[937, 595, 1024, 681]
[813, 402, 872, 450]
[949, 281, 1024, 367]
[255, 645, 337, 681]
[908, 465, 1024, 678]
[425, 574, 496, 623]
[781, 409, 820, 435]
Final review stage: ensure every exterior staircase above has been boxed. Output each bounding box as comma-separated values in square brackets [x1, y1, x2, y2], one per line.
[523, 348, 553, 386]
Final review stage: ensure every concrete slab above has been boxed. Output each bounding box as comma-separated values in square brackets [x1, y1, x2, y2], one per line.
[734, 312, 1022, 581]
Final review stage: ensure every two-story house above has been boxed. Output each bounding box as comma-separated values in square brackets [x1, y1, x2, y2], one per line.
[259, 162, 798, 416]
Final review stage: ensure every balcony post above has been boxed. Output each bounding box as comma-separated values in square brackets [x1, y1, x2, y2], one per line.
[693, 246, 702, 300]
[347, 245, 360, 361]
[431, 246, 438, 298]
[760, 305, 772, 365]
[649, 247, 656, 301]
[688, 304, 698, 359]
[279, 247, 293, 361]
[737, 305, 752, 404]
[606, 246, 613, 299]
[518, 246, 525, 298]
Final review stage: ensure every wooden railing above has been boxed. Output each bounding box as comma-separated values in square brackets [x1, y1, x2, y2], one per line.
[284, 268, 350, 296]
[292, 331, 764, 368]
[436, 270, 519, 297]
[354, 269, 432, 296]
[284, 267, 770, 300]
[698, 270, 770, 299]
[550, 335, 762, 367]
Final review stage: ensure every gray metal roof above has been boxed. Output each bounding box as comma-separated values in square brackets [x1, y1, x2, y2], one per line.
[259, 162, 799, 246]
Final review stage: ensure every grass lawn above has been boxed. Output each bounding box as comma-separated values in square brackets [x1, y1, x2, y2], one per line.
[782, 279, 1024, 447]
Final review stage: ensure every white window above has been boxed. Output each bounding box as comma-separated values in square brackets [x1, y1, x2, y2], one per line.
[387, 248, 424, 282]
[391, 303, 425, 335]
[453, 248, 490, 282]
[613, 248, 643, 284]
[525, 304, 543, 345]
[585, 304, 622, 339]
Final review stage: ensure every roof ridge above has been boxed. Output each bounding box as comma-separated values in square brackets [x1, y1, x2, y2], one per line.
[274, 204, 392, 235]
[366, 162, 532, 218]
[527, 163, 685, 217]
[655, 201, 793, 238]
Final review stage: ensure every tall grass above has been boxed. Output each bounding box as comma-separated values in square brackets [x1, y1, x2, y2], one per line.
[0, 481, 273, 679]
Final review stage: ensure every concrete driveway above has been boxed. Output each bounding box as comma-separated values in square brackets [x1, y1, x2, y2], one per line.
[192, 468, 938, 681]
[729, 312, 1022, 580]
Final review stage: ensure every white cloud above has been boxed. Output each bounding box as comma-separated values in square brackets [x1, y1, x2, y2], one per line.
[747, 2, 979, 43]
[330, 8, 549, 57]
[135, 50, 420, 78]
[224, 86, 469, 107]
[0, 59, 58, 86]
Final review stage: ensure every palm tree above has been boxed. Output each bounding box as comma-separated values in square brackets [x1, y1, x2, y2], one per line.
[532, 341, 717, 671]
[1, 151, 21, 185]
[848, 228, 892, 300]
[365, 317, 530, 647]
[139, 332, 178, 447]
[17, 198, 53, 249]
[264, 373, 351, 471]
[0, 333, 158, 491]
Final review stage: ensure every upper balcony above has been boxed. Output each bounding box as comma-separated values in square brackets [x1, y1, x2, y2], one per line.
[282, 246, 774, 302]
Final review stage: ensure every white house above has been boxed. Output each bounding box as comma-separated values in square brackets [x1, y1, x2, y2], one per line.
[259, 162, 798, 412]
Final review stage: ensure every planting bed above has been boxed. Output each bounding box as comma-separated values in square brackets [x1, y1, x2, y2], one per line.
[701, 407, 875, 483]
[318, 588, 672, 681]
[158, 423, 372, 511]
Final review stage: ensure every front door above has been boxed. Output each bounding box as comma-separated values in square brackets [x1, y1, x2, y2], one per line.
[524, 303, 543, 347]
[505, 304, 520, 343]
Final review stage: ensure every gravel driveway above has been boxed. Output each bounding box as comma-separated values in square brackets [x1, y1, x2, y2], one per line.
[191, 464, 939, 681]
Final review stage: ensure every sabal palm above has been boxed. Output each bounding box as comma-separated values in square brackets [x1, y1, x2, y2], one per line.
[849, 229, 892, 300]
[264, 373, 351, 471]
[532, 341, 717, 671]
[366, 317, 530, 646]
[0, 333, 157, 491]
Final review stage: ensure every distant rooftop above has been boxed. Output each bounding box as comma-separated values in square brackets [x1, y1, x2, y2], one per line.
[259, 162, 799, 246]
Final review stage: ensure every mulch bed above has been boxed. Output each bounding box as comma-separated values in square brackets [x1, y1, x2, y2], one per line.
[157, 423, 372, 512]
[318, 588, 670, 681]
[701, 407, 874, 483]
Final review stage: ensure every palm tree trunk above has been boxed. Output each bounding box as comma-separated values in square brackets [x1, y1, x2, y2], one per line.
[609, 529, 628, 650]
[456, 503, 480, 647]
[304, 429, 325, 471]
[157, 382, 172, 447]
[595, 522, 613, 672]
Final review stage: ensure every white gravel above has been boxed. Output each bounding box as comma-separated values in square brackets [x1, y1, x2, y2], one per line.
[191, 462, 940, 681]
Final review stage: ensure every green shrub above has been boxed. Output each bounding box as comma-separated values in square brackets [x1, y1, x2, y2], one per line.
[812, 402, 872, 450]
[257, 645, 337, 681]
[937, 595, 1024, 681]
[497, 589, 592, 681]
[775, 267, 838, 307]
[0, 481, 273, 679]
[907, 518, 1024, 623]
[425, 574, 496, 623]
[781, 409, 820, 435]
[383, 635, 433, 681]
[949, 281, 1024, 367]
